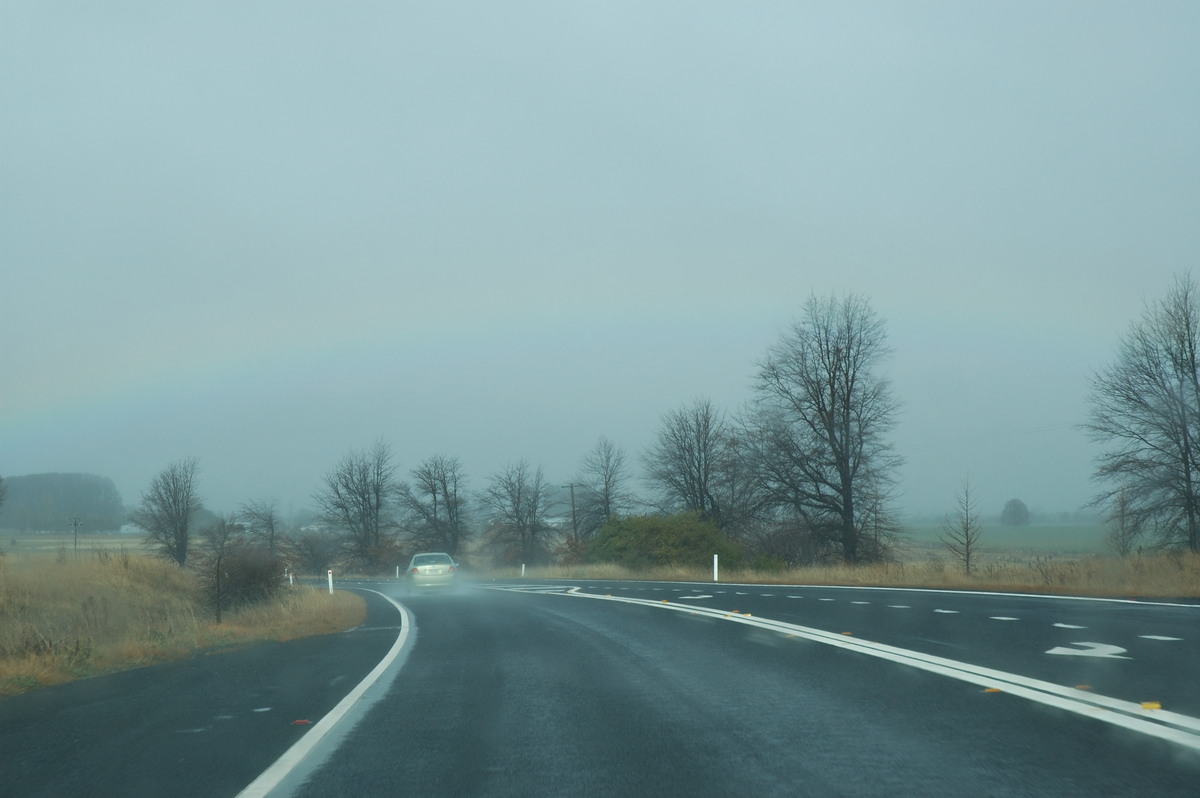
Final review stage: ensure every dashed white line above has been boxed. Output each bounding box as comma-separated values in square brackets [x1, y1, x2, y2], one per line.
[851, 601, 870, 605]
[934, 609, 960, 614]
[990, 617, 1020, 621]
[1054, 623, 1087, 629]
[1141, 635, 1184, 641]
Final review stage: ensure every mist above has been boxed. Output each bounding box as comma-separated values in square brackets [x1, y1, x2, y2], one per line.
[3, 2, 1197, 521]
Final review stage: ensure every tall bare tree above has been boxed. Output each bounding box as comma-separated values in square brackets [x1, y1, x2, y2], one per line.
[132, 457, 201, 566]
[479, 459, 553, 565]
[941, 478, 983, 575]
[397, 455, 471, 555]
[643, 398, 731, 525]
[752, 293, 902, 563]
[313, 440, 399, 569]
[239, 498, 285, 555]
[573, 436, 636, 540]
[1086, 274, 1200, 552]
[1105, 487, 1144, 557]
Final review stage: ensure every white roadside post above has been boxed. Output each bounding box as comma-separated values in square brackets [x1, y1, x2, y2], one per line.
[396, 565, 400, 579]
[327, 569, 333, 595]
[521, 563, 526, 578]
[713, 554, 719, 582]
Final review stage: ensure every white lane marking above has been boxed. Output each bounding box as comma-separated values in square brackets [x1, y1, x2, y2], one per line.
[1054, 623, 1087, 629]
[253, 708, 272, 713]
[933, 609, 960, 614]
[550, 590, 1200, 752]
[851, 601, 871, 605]
[677, 595, 713, 600]
[761, 593, 776, 597]
[786, 596, 805, 599]
[888, 605, 910, 609]
[990, 617, 1020, 621]
[1045, 643, 1131, 660]
[237, 590, 413, 798]
[1141, 635, 1184, 641]
[819, 598, 836, 602]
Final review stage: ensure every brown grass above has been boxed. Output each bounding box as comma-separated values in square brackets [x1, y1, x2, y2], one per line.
[496, 552, 1200, 599]
[0, 549, 366, 698]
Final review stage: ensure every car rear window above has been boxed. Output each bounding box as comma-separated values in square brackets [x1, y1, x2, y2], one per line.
[413, 554, 453, 566]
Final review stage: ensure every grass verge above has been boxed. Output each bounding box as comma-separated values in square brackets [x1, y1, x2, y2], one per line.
[493, 552, 1200, 600]
[0, 549, 366, 698]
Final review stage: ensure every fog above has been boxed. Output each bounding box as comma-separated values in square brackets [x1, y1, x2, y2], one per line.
[3, 2, 1197, 520]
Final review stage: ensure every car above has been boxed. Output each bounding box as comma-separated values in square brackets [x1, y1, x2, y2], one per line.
[405, 552, 459, 589]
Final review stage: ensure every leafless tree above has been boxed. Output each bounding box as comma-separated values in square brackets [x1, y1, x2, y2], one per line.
[752, 293, 902, 563]
[1104, 487, 1144, 558]
[290, 528, 342, 575]
[572, 436, 636, 540]
[397, 455, 471, 555]
[479, 459, 554, 565]
[643, 398, 733, 525]
[131, 457, 202, 566]
[313, 440, 400, 570]
[941, 478, 983, 575]
[1085, 274, 1200, 552]
[239, 498, 285, 556]
[0, 475, 6, 513]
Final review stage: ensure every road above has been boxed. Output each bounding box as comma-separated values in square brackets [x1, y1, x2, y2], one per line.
[4, 579, 1200, 796]
[288, 579, 1200, 796]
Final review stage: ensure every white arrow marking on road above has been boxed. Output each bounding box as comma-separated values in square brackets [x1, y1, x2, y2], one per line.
[1140, 635, 1184, 641]
[1054, 623, 1086, 629]
[1046, 642, 1131, 659]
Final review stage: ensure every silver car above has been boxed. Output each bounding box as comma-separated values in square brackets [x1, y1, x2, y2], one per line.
[406, 552, 459, 589]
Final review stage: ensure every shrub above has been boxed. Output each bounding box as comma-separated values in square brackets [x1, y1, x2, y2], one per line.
[588, 512, 743, 570]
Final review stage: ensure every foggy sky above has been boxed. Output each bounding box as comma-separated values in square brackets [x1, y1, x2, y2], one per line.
[3, 2, 1198, 521]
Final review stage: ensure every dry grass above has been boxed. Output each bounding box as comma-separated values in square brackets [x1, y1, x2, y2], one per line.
[498, 552, 1200, 599]
[0, 549, 366, 698]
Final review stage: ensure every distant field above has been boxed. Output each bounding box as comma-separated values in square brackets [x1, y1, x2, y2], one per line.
[901, 522, 1106, 557]
[0, 531, 142, 555]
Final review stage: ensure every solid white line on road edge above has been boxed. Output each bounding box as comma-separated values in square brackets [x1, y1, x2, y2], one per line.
[551, 589, 1200, 752]
[236, 589, 413, 798]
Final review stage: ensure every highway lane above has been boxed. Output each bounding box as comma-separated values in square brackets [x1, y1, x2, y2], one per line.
[561, 580, 1200, 717]
[287, 582, 1200, 797]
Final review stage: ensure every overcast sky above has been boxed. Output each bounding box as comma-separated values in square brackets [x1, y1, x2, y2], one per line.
[3, 2, 1198, 522]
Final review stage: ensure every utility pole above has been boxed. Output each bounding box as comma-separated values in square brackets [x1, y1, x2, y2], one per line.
[563, 483, 582, 540]
[70, 516, 82, 555]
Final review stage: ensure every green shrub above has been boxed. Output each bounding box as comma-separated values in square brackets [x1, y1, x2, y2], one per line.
[588, 512, 743, 570]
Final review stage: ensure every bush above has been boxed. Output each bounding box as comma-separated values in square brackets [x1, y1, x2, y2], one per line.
[588, 512, 743, 570]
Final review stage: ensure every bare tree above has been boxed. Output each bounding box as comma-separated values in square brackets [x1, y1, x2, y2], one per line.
[0, 475, 6, 514]
[752, 293, 902, 563]
[479, 460, 554, 565]
[1085, 274, 1200, 552]
[643, 398, 731, 525]
[397, 455, 471, 555]
[1105, 487, 1144, 558]
[290, 528, 342, 575]
[313, 440, 400, 570]
[239, 498, 285, 556]
[131, 457, 201, 566]
[941, 478, 983, 575]
[573, 436, 636, 540]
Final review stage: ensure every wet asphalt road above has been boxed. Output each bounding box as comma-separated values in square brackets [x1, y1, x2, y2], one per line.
[4, 580, 1200, 797]
[295, 582, 1200, 797]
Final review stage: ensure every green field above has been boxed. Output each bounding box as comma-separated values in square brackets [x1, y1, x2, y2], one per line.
[901, 521, 1106, 557]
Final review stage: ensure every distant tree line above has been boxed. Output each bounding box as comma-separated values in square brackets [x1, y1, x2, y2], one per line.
[50, 274, 1200, 575]
[0, 473, 125, 532]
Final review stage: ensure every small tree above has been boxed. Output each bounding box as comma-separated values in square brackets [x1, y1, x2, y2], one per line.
[941, 479, 983, 575]
[240, 498, 286, 556]
[314, 440, 400, 571]
[1105, 487, 1144, 557]
[194, 515, 283, 623]
[479, 460, 554, 565]
[1000, 498, 1031, 526]
[132, 458, 201, 566]
[573, 436, 637, 540]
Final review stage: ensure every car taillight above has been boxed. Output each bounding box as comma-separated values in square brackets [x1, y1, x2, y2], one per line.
[410, 567, 419, 574]
[448, 565, 456, 572]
